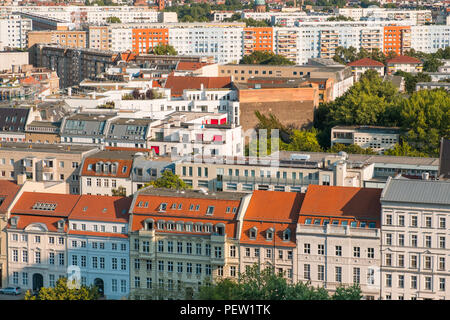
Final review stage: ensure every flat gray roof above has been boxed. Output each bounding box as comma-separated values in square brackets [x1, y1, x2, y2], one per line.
[138, 186, 248, 201]
[0, 142, 97, 154]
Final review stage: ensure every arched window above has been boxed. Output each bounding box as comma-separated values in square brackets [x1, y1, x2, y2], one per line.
[266, 227, 274, 241]
[249, 227, 257, 240]
[283, 228, 291, 241]
[144, 218, 154, 231]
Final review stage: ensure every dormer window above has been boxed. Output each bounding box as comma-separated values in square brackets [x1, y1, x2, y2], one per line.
[159, 203, 167, 212]
[226, 207, 231, 213]
[178, 203, 182, 210]
[157, 220, 165, 229]
[249, 227, 257, 240]
[232, 207, 237, 214]
[122, 166, 128, 173]
[144, 202, 148, 208]
[57, 220, 64, 230]
[266, 228, 274, 241]
[206, 206, 214, 215]
[32, 202, 57, 211]
[215, 223, 225, 236]
[87, 164, 93, 171]
[189, 204, 194, 211]
[195, 205, 200, 211]
[102, 208, 107, 213]
[10, 216, 19, 227]
[283, 229, 291, 241]
[171, 203, 177, 209]
[83, 207, 88, 212]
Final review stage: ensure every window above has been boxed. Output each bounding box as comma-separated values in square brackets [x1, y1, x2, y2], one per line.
[385, 233, 392, 245]
[367, 248, 374, 259]
[22, 250, 28, 263]
[121, 258, 127, 270]
[304, 243, 311, 254]
[367, 268, 375, 285]
[318, 265, 324, 281]
[266, 248, 272, 259]
[335, 267, 342, 283]
[398, 234, 405, 246]
[398, 275, 404, 288]
[35, 251, 41, 264]
[411, 216, 418, 227]
[49, 252, 55, 265]
[411, 234, 418, 247]
[318, 244, 324, 255]
[425, 216, 432, 228]
[121, 280, 126, 293]
[410, 255, 418, 268]
[336, 246, 342, 256]
[439, 257, 445, 270]
[230, 246, 236, 258]
[424, 256, 432, 269]
[386, 274, 392, 287]
[353, 247, 360, 258]
[398, 215, 405, 226]
[411, 276, 417, 289]
[353, 268, 360, 284]
[425, 235, 432, 248]
[439, 217, 446, 229]
[398, 254, 404, 267]
[386, 214, 392, 225]
[425, 277, 432, 290]
[385, 253, 392, 266]
[439, 236, 446, 249]
[440, 278, 445, 291]
[186, 242, 192, 254]
[112, 258, 117, 270]
[304, 264, 311, 280]
[134, 258, 140, 270]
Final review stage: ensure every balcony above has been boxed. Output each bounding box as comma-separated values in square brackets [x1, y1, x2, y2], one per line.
[222, 175, 318, 186]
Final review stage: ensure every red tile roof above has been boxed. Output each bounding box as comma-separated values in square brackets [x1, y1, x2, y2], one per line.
[176, 61, 212, 71]
[69, 195, 131, 223]
[299, 185, 382, 222]
[11, 192, 81, 217]
[81, 157, 133, 178]
[387, 55, 422, 65]
[164, 75, 232, 97]
[347, 58, 385, 67]
[0, 180, 21, 215]
[130, 194, 242, 238]
[240, 191, 303, 247]
[9, 214, 67, 232]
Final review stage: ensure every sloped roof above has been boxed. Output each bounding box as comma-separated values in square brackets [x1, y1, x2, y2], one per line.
[240, 191, 303, 247]
[81, 150, 135, 178]
[9, 214, 67, 232]
[299, 185, 382, 221]
[164, 75, 232, 96]
[347, 58, 385, 67]
[69, 195, 132, 223]
[11, 192, 81, 217]
[0, 180, 21, 215]
[381, 178, 450, 205]
[176, 61, 212, 71]
[387, 55, 422, 65]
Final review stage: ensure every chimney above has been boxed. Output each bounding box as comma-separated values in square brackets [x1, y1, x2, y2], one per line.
[17, 173, 27, 185]
[68, 87, 72, 96]
[422, 172, 430, 180]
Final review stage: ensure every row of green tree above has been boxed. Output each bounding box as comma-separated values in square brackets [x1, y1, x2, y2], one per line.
[240, 51, 295, 65]
[197, 264, 362, 300]
[253, 70, 449, 157]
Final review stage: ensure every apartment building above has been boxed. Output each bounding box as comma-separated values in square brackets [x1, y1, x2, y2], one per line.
[0, 15, 32, 50]
[128, 187, 252, 299]
[331, 126, 402, 153]
[297, 185, 382, 299]
[30, 44, 117, 88]
[79, 150, 135, 197]
[386, 55, 423, 75]
[0, 142, 98, 194]
[336, 8, 432, 25]
[175, 149, 376, 192]
[0, 180, 21, 288]
[239, 190, 301, 283]
[410, 25, 450, 54]
[60, 113, 118, 146]
[380, 178, 450, 300]
[27, 30, 88, 49]
[105, 118, 154, 149]
[347, 58, 385, 81]
[67, 195, 132, 299]
[88, 26, 109, 51]
[0, 107, 38, 143]
[24, 121, 61, 144]
[7, 192, 80, 292]
[147, 112, 244, 158]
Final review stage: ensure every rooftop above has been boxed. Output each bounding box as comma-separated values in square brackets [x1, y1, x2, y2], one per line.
[138, 186, 248, 201]
[347, 58, 385, 67]
[0, 142, 97, 154]
[381, 178, 450, 205]
[387, 55, 422, 65]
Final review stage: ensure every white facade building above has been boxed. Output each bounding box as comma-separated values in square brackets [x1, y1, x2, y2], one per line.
[0, 15, 32, 50]
[67, 195, 131, 300]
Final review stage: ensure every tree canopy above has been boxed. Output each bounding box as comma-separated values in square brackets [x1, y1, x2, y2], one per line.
[25, 278, 99, 300]
[106, 16, 121, 23]
[333, 46, 397, 65]
[149, 44, 178, 56]
[197, 263, 362, 300]
[240, 51, 294, 65]
[145, 170, 191, 190]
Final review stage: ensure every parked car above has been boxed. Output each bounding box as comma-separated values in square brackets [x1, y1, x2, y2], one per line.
[0, 287, 21, 295]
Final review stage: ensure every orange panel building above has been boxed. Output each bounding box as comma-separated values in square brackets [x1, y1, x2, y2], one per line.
[132, 28, 169, 55]
[383, 26, 411, 56]
[243, 27, 273, 55]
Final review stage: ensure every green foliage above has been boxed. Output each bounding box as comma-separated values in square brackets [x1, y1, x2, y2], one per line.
[383, 140, 428, 157]
[404, 49, 445, 72]
[106, 16, 121, 23]
[333, 46, 395, 65]
[394, 71, 431, 94]
[327, 15, 353, 21]
[149, 44, 177, 56]
[25, 278, 99, 300]
[164, 1, 252, 22]
[332, 284, 363, 300]
[240, 51, 294, 65]
[315, 0, 346, 7]
[111, 186, 126, 196]
[285, 129, 323, 152]
[145, 170, 191, 190]
[329, 143, 377, 155]
[197, 263, 361, 300]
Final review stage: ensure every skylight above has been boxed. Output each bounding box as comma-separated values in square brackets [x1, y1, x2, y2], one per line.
[32, 202, 57, 211]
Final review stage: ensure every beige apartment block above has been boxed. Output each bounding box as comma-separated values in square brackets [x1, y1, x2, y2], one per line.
[88, 26, 109, 51]
[297, 185, 383, 300]
[28, 31, 88, 48]
[0, 142, 98, 194]
[128, 188, 251, 299]
[380, 178, 450, 300]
